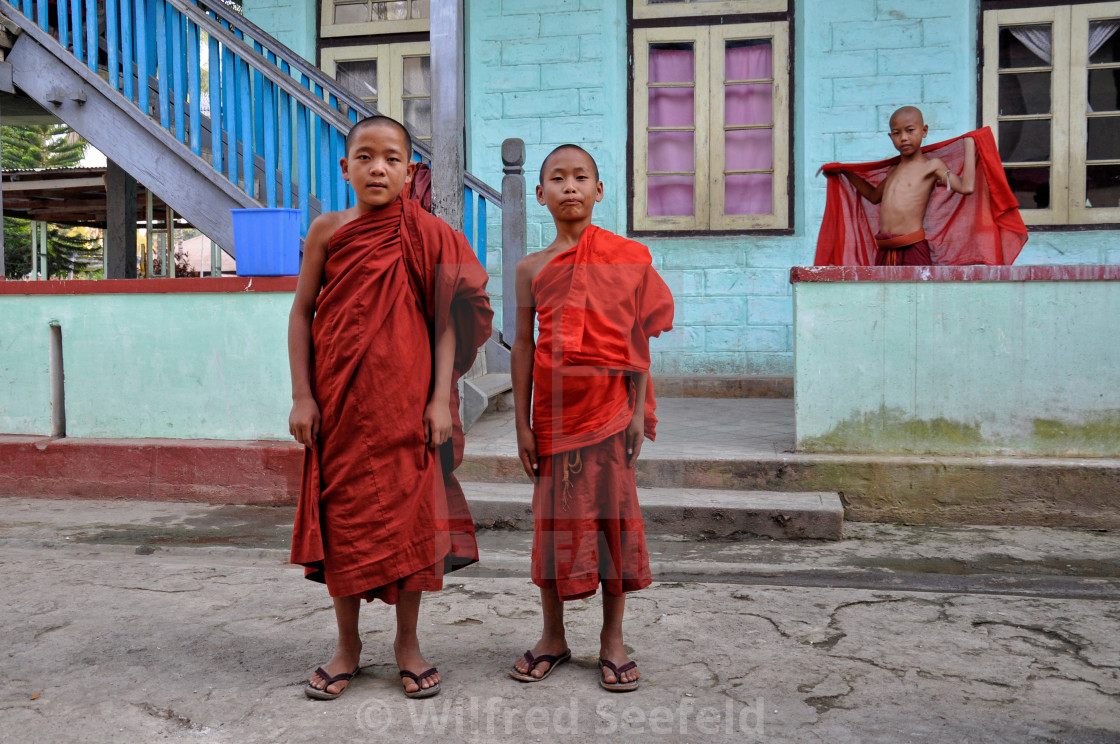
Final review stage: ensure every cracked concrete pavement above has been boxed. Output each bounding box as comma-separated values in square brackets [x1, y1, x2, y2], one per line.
[1, 498, 1118, 743]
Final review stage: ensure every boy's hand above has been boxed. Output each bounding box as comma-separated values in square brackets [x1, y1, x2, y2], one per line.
[423, 399, 452, 448]
[625, 413, 645, 468]
[516, 423, 539, 480]
[289, 396, 321, 449]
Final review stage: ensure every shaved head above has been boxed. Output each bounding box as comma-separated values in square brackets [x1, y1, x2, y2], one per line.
[539, 144, 600, 184]
[345, 115, 413, 158]
[889, 106, 925, 128]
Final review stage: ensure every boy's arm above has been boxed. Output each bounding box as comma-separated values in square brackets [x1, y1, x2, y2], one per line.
[287, 216, 332, 449]
[423, 314, 456, 448]
[511, 258, 539, 480]
[941, 138, 977, 195]
[625, 372, 649, 468]
[842, 170, 885, 204]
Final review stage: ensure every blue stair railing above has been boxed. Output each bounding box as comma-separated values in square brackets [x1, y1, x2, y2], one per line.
[1, 0, 497, 263]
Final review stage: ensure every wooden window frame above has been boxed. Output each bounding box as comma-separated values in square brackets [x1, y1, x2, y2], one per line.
[633, 0, 787, 20]
[631, 20, 790, 233]
[321, 0, 429, 40]
[982, 1, 1120, 225]
[320, 41, 432, 141]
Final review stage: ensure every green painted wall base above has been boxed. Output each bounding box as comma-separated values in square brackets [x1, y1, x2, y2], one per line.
[794, 277, 1120, 456]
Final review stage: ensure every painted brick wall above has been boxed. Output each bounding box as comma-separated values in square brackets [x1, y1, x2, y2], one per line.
[241, 0, 317, 65]
[467, 0, 626, 327]
[798, 0, 979, 245]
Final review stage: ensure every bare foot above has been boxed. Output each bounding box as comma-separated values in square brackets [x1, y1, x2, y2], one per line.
[308, 641, 362, 695]
[395, 640, 439, 694]
[512, 636, 569, 679]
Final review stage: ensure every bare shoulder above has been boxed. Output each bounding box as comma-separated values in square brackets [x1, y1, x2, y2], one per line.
[306, 209, 352, 248]
[516, 247, 558, 284]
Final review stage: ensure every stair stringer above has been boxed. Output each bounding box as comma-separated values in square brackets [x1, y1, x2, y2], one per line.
[6, 29, 258, 252]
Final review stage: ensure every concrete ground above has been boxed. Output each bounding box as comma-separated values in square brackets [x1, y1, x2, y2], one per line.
[1, 497, 1118, 743]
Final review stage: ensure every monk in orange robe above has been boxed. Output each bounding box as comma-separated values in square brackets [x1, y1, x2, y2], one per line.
[509, 145, 674, 692]
[288, 116, 492, 700]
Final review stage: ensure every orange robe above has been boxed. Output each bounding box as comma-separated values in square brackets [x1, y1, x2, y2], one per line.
[290, 197, 493, 604]
[816, 127, 1028, 266]
[530, 225, 674, 601]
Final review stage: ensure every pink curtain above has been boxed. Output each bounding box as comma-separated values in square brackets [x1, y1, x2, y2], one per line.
[724, 42, 773, 216]
[645, 41, 774, 219]
[648, 47, 696, 216]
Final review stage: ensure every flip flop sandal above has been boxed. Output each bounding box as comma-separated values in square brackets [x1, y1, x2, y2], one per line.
[400, 667, 441, 699]
[304, 666, 359, 700]
[599, 658, 640, 692]
[509, 648, 572, 682]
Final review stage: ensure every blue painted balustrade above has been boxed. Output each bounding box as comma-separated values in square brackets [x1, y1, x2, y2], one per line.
[2, 0, 497, 262]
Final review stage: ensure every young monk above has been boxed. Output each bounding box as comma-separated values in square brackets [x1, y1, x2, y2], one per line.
[842, 106, 976, 266]
[508, 144, 674, 692]
[288, 115, 492, 701]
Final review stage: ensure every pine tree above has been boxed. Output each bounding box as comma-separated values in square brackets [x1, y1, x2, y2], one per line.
[3, 125, 101, 279]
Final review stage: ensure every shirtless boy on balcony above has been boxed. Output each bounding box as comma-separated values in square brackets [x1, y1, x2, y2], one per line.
[843, 106, 977, 266]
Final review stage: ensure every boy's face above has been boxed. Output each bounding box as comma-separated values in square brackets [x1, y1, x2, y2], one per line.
[536, 148, 603, 221]
[888, 111, 928, 156]
[340, 123, 413, 209]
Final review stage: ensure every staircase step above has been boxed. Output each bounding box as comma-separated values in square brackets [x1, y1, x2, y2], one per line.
[461, 481, 843, 540]
[470, 372, 513, 398]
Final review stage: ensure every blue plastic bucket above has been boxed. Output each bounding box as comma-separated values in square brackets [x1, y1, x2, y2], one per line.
[230, 208, 301, 276]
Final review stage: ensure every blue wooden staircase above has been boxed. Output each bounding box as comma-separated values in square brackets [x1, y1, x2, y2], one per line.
[0, 0, 498, 258]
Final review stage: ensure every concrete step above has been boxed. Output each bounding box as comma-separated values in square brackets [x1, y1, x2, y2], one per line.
[460, 481, 843, 540]
[461, 373, 513, 431]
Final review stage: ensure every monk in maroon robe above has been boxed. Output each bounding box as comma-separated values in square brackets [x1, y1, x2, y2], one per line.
[510, 145, 674, 693]
[289, 117, 491, 700]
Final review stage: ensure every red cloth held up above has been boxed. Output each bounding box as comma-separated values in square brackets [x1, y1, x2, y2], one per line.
[816, 127, 1028, 267]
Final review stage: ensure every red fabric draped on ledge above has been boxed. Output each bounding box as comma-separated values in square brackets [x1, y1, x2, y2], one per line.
[816, 127, 1028, 267]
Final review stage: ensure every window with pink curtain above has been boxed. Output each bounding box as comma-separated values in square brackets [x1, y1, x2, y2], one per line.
[647, 44, 696, 216]
[724, 39, 773, 215]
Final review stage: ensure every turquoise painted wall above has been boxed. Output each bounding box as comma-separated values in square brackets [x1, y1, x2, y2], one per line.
[793, 279, 1120, 456]
[241, 0, 317, 64]
[466, 0, 1005, 375]
[237, 0, 1119, 377]
[0, 293, 293, 440]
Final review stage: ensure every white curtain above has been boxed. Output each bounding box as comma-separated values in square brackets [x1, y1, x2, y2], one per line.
[1009, 21, 1120, 63]
[1009, 21, 1120, 112]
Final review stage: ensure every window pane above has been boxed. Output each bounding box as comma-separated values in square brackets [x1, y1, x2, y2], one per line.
[1004, 166, 1050, 210]
[725, 39, 772, 80]
[999, 119, 1051, 162]
[1086, 164, 1120, 208]
[1089, 21, 1120, 64]
[403, 98, 431, 139]
[725, 174, 772, 215]
[649, 87, 694, 127]
[725, 128, 773, 170]
[999, 25, 1051, 69]
[336, 60, 378, 103]
[650, 44, 694, 83]
[334, 1, 369, 24]
[373, 1, 408, 20]
[726, 83, 772, 126]
[648, 175, 694, 216]
[648, 131, 694, 173]
[1089, 69, 1120, 113]
[998, 72, 1051, 116]
[403, 56, 430, 96]
[1087, 116, 1120, 160]
[411, 0, 429, 19]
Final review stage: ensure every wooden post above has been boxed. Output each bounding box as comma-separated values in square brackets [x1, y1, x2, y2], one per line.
[105, 160, 138, 278]
[430, 0, 464, 231]
[501, 138, 526, 345]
